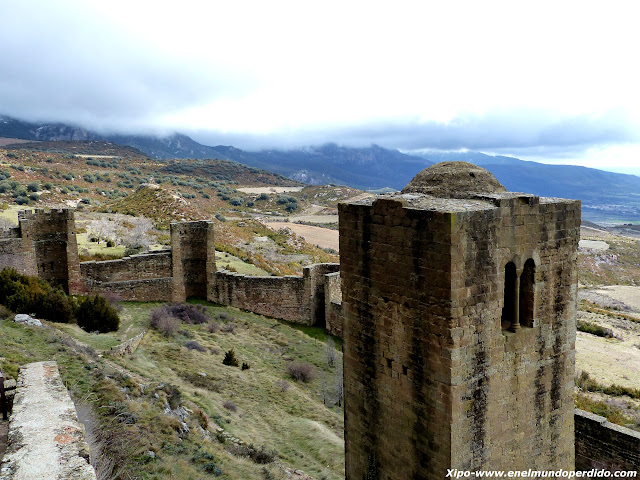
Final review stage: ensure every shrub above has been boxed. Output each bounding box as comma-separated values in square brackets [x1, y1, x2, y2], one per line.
[222, 400, 237, 412]
[0, 304, 12, 320]
[185, 340, 206, 352]
[222, 349, 239, 367]
[76, 295, 120, 333]
[207, 321, 219, 333]
[287, 362, 314, 382]
[220, 322, 236, 334]
[0, 268, 53, 316]
[276, 379, 290, 392]
[257, 193, 268, 201]
[242, 362, 250, 370]
[124, 245, 143, 257]
[106, 240, 115, 248]
[26, 181, 41, 192]
[41, 289, 75, 323]
[577, 320, 615, 338]
[150, 308, 180, 336]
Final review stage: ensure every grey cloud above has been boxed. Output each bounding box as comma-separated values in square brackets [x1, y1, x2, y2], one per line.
[189, 108, 638, 153]
[0, 2, 255, 132]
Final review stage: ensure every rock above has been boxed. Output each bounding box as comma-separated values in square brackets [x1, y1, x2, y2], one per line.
[14, 314, 42, 327]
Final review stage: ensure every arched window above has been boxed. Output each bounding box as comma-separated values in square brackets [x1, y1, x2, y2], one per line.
[519, 259, 535, 328]
[501, 262, 517, 330]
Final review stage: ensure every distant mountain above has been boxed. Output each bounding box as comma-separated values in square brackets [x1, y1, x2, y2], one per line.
[4, 114, 640, 221]
[0, 116, 432, 190]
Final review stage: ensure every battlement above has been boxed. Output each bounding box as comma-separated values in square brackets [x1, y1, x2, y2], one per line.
[18, 208, 75, 221]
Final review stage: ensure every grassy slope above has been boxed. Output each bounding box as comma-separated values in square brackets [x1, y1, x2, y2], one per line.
[0, 301, 345, 480]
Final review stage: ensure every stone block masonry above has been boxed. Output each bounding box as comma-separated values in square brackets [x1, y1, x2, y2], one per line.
[575, 408, 640, 471]
[0, 209, 340, 327]
[0, 361, 96, 480]
[211, 263, 339, 325]
[340, 162, 580, 478]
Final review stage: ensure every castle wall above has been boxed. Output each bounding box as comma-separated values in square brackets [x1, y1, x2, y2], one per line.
[80, 251, 172, 282]
[340, 193, 580, 479]
[0, 236, 35, 275]
[211, 263, 339, 325]
[324, 271, 343, 337]
[82, 278, 173, 302]
[575, 408, 640, 470]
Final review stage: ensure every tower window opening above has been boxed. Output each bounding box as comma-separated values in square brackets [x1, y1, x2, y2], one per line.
[501, 262, 517, 330]
[519, 258, 535, 328]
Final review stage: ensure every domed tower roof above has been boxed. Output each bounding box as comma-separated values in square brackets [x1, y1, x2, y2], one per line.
[401, 161, 506, 199]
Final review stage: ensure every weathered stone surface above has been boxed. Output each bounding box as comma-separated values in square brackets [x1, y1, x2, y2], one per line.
[401, 161, 507, 198]
[575, 408, 640, 470]
[0, 361, 96, 480]
[341, 165, 579, 478]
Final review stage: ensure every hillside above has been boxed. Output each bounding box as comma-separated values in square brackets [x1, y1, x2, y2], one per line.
[0, 300, 345, 479]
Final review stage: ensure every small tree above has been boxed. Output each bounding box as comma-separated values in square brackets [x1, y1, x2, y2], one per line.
[222, 349, 239, 367]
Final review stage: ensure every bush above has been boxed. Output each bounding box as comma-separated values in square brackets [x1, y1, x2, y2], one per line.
[242, 362, 250, 370]
[287, 362, 314, 382]
[26, 181, 40, 192]
[0, 268, 52, 315]
[222, 400, 237, 412]
[76, 295, 120, 333]
[276, 379, 290, 392]
[222, 349, 239, 367]
[577, 320, 615, 338]
[41, 289, 75, 323]
[150, 308, 180, 336]
[220, 322, 236, 333]
[106, 240, 115, 248]
[185, 340, 206, 352]
[0, 304, 13, 320]
[207, 321, 219, 333]
[257, 193, 268, 201]
[124, 245, 143, 257]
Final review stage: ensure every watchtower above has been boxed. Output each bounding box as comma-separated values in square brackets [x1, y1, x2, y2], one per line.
[339, 162, 579, 478]
[17, 209, 83, 294]
[170, 220, 216, 302]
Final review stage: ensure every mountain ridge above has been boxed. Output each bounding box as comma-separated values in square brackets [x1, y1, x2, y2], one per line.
[3, 115, 640, 222]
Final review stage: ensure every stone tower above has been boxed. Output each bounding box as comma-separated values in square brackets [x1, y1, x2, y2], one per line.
[170, 220, 216, 302]
[339, 162, 580, 478]
[17, 209, 83, 294]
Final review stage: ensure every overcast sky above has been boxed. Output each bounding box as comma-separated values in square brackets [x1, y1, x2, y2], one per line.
[1, 1, 639, 174]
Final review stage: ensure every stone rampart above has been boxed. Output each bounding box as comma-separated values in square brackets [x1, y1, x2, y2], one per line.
[84, 277, 173, 302]
[80, 251, 172, 282]
[0, 238, 33, 275]
[211, 263, 339, 325]
[324, 271, 343, 337]
[575, 408, 640, 471]
[0, 361, 96, 480]
[212, 271, 311, 323]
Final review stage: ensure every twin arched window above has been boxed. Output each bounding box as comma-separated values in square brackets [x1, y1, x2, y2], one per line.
[501, 258, 535, 331]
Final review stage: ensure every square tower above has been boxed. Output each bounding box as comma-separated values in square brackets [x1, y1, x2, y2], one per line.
[339, 162, 580, 478]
